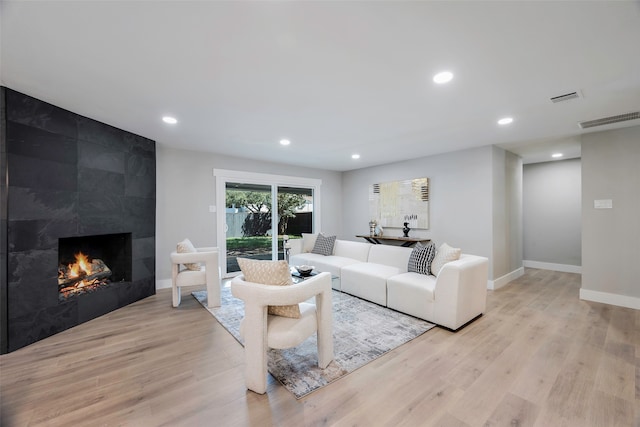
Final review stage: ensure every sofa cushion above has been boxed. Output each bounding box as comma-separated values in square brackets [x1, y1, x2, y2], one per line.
[341, 262, 401, 306]
[387, 272, 436, 303]
[237, 258, 300, 318]
[311, 233, 336, 256]
[431, 243, 462, 276]
[301, 233, 318, 253]
[407, 242, 436, 275]
[367, 244, 412, 272]
[177, 238, 201, 271]
[333, 240, 372, 262]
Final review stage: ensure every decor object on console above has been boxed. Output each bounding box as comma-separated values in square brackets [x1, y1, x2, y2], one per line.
[403, 222, 411, 237]
[170, 239, 221, 308]
[290, 234, 488, 330]
[230, 268, 334, 394]
[369, 177, 430, 230]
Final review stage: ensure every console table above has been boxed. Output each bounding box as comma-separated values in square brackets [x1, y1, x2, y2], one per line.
[355, 235, 431, 247]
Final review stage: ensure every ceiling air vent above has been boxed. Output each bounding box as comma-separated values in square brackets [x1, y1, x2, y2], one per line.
[550, 91, 580, 103]
[578, 111, 640, 129]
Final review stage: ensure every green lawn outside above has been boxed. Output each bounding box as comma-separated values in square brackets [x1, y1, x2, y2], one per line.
[226, 235, 302, 251]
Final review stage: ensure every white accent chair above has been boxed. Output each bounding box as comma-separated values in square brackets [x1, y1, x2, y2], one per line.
[230, 272, 334, 394]
[170, 247, 221, 308]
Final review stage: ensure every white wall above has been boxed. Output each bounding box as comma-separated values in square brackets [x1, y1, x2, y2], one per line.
[492, 147, 524, 283]
[342, 145, 521, 281]
[581, 125, 640, 309]
[523, 158, 581, 270]
[156, 144, 342, 282]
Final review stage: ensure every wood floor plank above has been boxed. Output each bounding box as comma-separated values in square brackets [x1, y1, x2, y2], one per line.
[1, 268, 638, 426]
[482, 392, 540, 427]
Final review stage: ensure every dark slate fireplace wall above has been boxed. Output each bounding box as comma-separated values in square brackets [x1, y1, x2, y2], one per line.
[0, 87, 156, 353]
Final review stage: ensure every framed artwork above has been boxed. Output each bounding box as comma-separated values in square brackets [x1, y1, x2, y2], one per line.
[368, 177, 429, 229]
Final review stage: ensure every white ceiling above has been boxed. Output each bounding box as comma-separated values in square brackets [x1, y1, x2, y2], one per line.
[2, 1, 639, 171]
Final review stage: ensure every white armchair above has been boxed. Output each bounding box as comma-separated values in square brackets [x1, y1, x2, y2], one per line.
[170, 246, 221, 308]
[230, 271, 334, 394]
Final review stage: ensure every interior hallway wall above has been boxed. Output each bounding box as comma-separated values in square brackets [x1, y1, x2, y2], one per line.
[581, 125, 640, 308]
[523, 158, 581, 271]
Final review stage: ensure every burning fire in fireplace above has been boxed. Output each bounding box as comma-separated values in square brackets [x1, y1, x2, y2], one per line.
[58, 252, 112, 298]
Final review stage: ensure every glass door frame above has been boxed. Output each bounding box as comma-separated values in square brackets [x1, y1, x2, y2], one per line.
[214, 169, 322, 278]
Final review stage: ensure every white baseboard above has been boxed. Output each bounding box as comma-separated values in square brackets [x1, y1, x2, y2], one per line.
[488, 267, 524, 290]
[156, 279, 172, 290]
[523, 260, 582, 274]
[579, 288, 640, 310]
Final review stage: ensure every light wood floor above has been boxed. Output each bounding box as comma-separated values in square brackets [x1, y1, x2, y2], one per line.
[1, 269, 638, 426]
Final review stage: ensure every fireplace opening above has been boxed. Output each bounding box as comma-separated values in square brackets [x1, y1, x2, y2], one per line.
[58, 233, 132, 301]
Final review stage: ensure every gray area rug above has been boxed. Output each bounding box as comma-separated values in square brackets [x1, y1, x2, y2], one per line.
[192, 284, 435, 398]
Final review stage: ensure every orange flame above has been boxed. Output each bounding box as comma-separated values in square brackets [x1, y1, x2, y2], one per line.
[68, 252, 91, 278]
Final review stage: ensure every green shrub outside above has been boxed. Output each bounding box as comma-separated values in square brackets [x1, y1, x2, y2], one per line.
[226, 235, 302, 251]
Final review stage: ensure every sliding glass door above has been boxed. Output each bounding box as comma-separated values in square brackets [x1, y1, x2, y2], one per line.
[215, 170, 321, 277]
[277, 186, 314, 260]
[224, 182, 273, 274]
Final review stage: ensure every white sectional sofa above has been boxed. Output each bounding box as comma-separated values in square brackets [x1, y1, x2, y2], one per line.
[289, 234, 489, 330]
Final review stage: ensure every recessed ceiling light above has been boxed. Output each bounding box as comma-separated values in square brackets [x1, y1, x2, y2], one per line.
[552, 153, 563, 158]
[497, 117, 513, 125]
[280, 139, 291, 146]
[162, 116, 177, 124]
[433, 71, 453, 84]
[351, 154, 360, 159]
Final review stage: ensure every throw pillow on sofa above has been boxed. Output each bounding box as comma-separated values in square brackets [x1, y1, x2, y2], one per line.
[311, 233, 336, 256]
[237, 258, 301, 319]
[176, 238, 201, 271]
[407, 241, 437, 275]
[431, 243, 462, 276]
[301, 233, 318, 253]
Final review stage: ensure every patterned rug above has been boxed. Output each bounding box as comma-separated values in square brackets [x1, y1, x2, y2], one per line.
[192, 284, 435, 399]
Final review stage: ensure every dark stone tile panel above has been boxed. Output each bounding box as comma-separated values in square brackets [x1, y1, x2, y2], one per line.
[132, 257, 154, 282]
[8, 187, 77, 221]
[78, 167, 125, 195]
[123, 197, 155, 238]
[7, 278, 58, 320]
[77, 117, 128, 152]
[6, 121, 77, 164]
[8, 154, 78, 192]
[6, 89, 78, 139]
[125, 154, 155, 198]
[125, 175, 156, 199]
[117, 278, 155, 306]
[132, 237, 155, 259]
[78, 140, 125, 174]
[77, 216, 124, 237]
[124, 134, 155, 154]
[77, 286, 120, 323]
[7, 249, 58, 285]
[8, 300, 79, 352]
[8, 219, 78, 252]
[78, 192, 124, 217]
[126, 151, 155, 177]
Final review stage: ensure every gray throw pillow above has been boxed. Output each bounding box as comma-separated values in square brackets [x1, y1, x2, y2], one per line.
[407, 241, 436, 275]
[311, 233, 336, 256]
